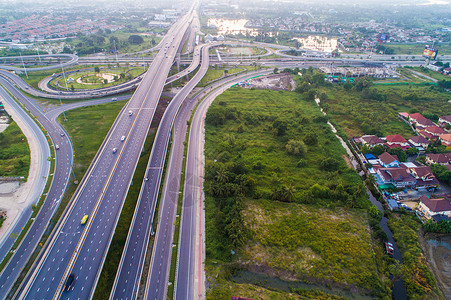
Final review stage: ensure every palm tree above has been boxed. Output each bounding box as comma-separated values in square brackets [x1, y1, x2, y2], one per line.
[283, 183, 296, 202]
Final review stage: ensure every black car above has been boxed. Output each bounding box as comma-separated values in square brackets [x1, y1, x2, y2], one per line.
[65, 274, 75, 292]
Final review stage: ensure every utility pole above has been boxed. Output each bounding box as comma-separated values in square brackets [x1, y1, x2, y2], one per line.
[60, 63, 69, 91]
[19, 50, 28, 79]
[36, 46, 41, 62]
[57, 87, 67, 122]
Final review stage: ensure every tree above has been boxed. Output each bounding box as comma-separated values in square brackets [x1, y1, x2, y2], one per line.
[273, 67, 279, 74]
[272, 119, 287, 136]
[94, 66, 100, 73]
[103, 79, 108, 84]
[388, 147, 407, 162]
[285, 140, 306, 157]
[320, 157, 340, 171]
[303, 132, 318, 146]
[128, 35, 144, 45]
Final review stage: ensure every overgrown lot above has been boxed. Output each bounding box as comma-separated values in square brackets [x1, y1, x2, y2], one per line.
[204, 88, 388, 298]
[316, 77, 451, 138]
[0, 121, 30, 177]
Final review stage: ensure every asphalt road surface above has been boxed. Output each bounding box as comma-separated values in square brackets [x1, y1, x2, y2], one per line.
[18, 7, 195, 300]
[0, 77, 73, 300]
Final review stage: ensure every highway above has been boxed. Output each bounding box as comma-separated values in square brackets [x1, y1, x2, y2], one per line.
[18, 6, 195, 300]
[110, 22, 206, 300]
[0, 77, 73, 300]
[0, 86, 50, 261]
[173, 69, 271, 300]
[142, 44, 210, 300]
[0, 54, 78, 72]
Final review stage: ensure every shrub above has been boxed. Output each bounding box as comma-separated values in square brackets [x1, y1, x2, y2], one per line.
[285, 140, 306, 157]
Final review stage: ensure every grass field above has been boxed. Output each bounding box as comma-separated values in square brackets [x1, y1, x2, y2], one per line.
[19, 65, 89, 90]
[385, 43, 451, 55]
[198, 66, 249, 86]
[58, 100, 126, 180]
[49, 67, 145, 91]
[0, 121, 30, 177]
[406, 66, 451, 82]
[319, 83, 451, 138]
[203, 88, 388, 298]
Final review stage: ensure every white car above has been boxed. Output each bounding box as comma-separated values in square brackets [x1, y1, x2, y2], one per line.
[112, 148, 117, 153]
[121, 136, 125, 142]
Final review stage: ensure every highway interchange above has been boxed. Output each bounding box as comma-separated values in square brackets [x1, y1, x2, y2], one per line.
[0, 4, 445, 299]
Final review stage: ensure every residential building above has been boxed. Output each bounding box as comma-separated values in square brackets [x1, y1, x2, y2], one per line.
[361, 135, 385, 148]
[408, 113, 426, 125]
[424, 125, 446, 137]
[416, 118, 435, 128]
[407, 166, 439, 189]
[438, 115, 451, 127]
[425, 153, 451, 165]
[408, 135, 430, 149]
[385, 134, 410, 150]
[398, 112, 409, 120]
[440, 133, 451, 150]
[418, 195, 451, 219]
[377, 167, 416, 188]
[378, 152, 400, 168]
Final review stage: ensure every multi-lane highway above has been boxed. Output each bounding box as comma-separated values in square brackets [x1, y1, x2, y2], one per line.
[18, 6, 195, 300]
[0, 86, 50, 261]
[110, 24, 206, 300]
[0, 54, 78, 72]
[0, 77, 73, 300]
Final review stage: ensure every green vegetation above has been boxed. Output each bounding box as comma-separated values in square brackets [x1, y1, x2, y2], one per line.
[423, 219, 451, 234]
[387, 213, 442, 299]
[67, 28, 161, 55]
[315, 75, 451, 138]
[0, 121, 30, 177]
[379, 43, 451, 55]
[58, 101, 125, 178]
[198, 66, 249, 86]
[18, 65, 93, 90]
[406, 66, 451, 82]
[49, 67, 145, 91]
[204, 88, 389, 298]
[93, 130, 155, 300]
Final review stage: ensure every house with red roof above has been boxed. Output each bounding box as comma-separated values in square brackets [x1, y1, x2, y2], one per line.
[439, 133, 451, 150]
[384, 134, 410, 150]
[408, 113, 426, 124]
[418, 195, 451, 219]
[398, 112, 409, 120]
